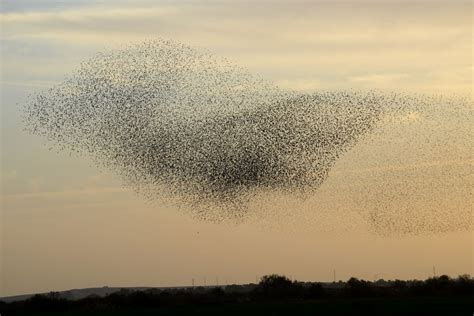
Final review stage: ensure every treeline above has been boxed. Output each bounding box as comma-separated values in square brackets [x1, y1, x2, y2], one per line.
[1, 274, 472, 314]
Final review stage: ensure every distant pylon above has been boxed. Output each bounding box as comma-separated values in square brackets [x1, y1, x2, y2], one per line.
[333, 269, 336, 283]
[433, 266, 436, 278]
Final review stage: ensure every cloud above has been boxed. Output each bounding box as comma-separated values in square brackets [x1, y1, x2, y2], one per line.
[2, 169, 18, 181]
[1, 0, 100, 13]
[1, 6, 177, 23]
[350, 73, 409, 84]
[1, 186, 130, 212]
[275, 79, 323, 92]
[2, 186, 127, 199]
[333, 159, 473, 176]
[0, 79, 60, 88]
[1, 1, 471, 94]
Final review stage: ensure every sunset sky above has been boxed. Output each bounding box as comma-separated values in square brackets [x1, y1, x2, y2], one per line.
[1, 0, 472, 297]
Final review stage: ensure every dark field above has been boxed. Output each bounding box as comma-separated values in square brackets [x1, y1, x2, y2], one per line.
[7, 298, 474, 316]
[2, 274, 473, 315]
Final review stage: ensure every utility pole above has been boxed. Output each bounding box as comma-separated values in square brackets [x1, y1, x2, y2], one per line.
[333, 269, 336, 283]
[192, 278, 194, 288]
[433, 266, 436, 278]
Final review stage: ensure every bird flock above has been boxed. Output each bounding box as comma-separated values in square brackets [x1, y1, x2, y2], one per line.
[22, 39, 471, 227]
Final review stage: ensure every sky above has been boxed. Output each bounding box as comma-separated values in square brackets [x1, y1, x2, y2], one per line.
[1, 0, 473, 297]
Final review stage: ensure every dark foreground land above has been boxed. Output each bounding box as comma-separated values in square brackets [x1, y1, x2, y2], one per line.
[2, 275, 473, 315]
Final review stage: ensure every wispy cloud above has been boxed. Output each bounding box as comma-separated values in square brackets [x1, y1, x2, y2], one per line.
[0, 79, 60, 87]
[333, 159, 474, 176]
[1, 6, 177, 23]
[1, 186, 131, 212]
[2, 186, 127, 199]
[1, 2, 471, 92]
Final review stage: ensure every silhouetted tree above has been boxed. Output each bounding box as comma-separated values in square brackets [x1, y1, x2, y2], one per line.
[346, 277, 374, 297]
[255, 274, 302, 299]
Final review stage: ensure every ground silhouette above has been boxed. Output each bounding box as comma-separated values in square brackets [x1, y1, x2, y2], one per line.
[1, 274, 472, 315]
